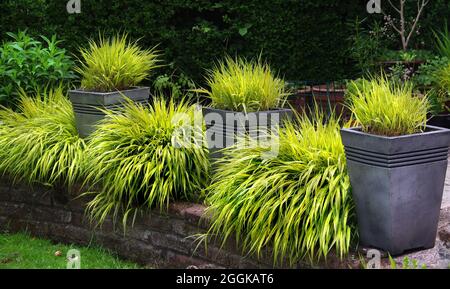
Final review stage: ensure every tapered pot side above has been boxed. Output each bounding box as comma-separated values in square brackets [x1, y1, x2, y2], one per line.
[341, 126, 450, 255]
[202, 107, 294, 160]
[68, 87, 150, 138]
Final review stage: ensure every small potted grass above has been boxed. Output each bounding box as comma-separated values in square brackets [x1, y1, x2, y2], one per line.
[341, 75, 450, 255]
[69, 33, 160, 137]
[197, 56, 293, 158]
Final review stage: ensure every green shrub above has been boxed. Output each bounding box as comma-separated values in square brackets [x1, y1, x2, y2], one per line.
[413, 56, 449, 89]
[347, 19, 385, 75]
[84, 98, 209, 226]
[197, 56, 287, 112]
[379, 50, 434, 62]
[154, 72, 197, 101]
[0, 87, 85, 187]
[75, 33, 160, 92]
[432, 63, 450, 114]
[412, 56, 449, 114]
[346, 75, 428, 136]
[0, 31, 75, 106]
[204, 113, 355, 264]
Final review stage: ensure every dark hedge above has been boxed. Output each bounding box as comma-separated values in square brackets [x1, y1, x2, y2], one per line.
[0, 0, 449, 83]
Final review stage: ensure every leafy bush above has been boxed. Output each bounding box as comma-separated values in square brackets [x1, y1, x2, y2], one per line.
[75, 33, 160, 92]
[347, 19, 387, 76]
[346, 75, 428, 136]
[0, 87, 86, 187]
[0, 31, 75, 105]
[204, 113, 355, 264]
[85, 98, 209, 226]
[154, 72, 197, 101]
[197, 56, 287, 112]
[432, 63, 450, 113]
[379, 49, 434, 62]
[413, 56, 449, 89]
[413, 56, 449, 114]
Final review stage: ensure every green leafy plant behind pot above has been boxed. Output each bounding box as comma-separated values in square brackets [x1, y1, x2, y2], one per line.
[0, 87, 85, 187]
[346, 75, 428, 136]
[433, 21, 450, 59]
[84, 98, 209, 227]
[433, 63, 450, 114]
[412, 56, 449, 115]
[196, 56, 287, 112]
[75, 33, 160, 92]
[0, 31, 76, 106]
[204, 112, 355, 264]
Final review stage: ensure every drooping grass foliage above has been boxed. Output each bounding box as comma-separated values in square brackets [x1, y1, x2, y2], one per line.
[433, 64, 450, 113]
[197, 56, 287, 112]
[0, 87, 85, 187]
[204, 113, 355, 264]
[85, 98, 209, 226]
[75, 33, 160, 92]
[434, 22, 450, 59]
[346, 75, 428, 136]
[436, 62, 450, 90]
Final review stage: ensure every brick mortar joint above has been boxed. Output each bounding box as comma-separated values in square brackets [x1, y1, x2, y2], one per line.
[0, 179, 210, 226]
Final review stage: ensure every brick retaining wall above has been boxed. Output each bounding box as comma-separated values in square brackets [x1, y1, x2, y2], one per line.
[0, 179, 361, 268]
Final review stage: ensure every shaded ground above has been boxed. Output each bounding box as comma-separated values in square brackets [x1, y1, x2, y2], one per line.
[0, 232, 141, 269]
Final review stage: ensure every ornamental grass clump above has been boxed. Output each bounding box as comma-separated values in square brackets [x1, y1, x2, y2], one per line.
[0, 87, 86, 187]
[85, 98, 209, 226]
[75, 33, 160, 92]
[436, 62, 450, 92]
[204, 112, 355, 264]
[346, 75, 428, 136]
[197, 56, 287, 112]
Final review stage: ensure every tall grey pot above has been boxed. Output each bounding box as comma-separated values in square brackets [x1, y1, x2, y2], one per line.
[341, 126, 450, 255]
[202, 107, 293, 161]
[68, 87, 150, 138]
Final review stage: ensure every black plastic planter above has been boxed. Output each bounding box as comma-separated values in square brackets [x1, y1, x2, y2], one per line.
[428, 114, 450, 129]
[341, 126, 450, 255]
[68, 87, 150, 137]
[202, 107, 293, 160]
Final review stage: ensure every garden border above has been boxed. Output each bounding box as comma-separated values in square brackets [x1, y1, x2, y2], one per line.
[0, 178, 362, 269]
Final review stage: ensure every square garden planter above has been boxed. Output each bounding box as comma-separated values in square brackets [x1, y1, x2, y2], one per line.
[341, 126, 450, 255]
[69, 87, 150, 138]
[202, 107, 293, 160]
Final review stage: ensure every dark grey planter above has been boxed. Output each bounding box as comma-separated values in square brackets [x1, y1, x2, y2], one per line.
[202, 107, 293, 160]
[341, 126, 450, 255]
[68, 87, 150, 137]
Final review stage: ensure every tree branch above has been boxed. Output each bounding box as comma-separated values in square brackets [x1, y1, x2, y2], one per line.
[387, 0, 401, 14]
[381, 10, 402, 35]
[405, 0, 430, 47]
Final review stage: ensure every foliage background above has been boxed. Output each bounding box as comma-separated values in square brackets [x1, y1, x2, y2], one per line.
[0, 0, 449, 82]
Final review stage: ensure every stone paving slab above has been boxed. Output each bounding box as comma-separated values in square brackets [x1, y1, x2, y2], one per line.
[389, 159, 450, 269]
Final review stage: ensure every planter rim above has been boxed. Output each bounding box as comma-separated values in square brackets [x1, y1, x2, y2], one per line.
[341, 125, 450, 140]
[202, 106, 292, 114]
[430, 113, 450, 117]
[68, 86, 149, 96]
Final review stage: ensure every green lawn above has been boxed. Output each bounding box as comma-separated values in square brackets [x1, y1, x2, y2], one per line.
[0, 232, 141, 269]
